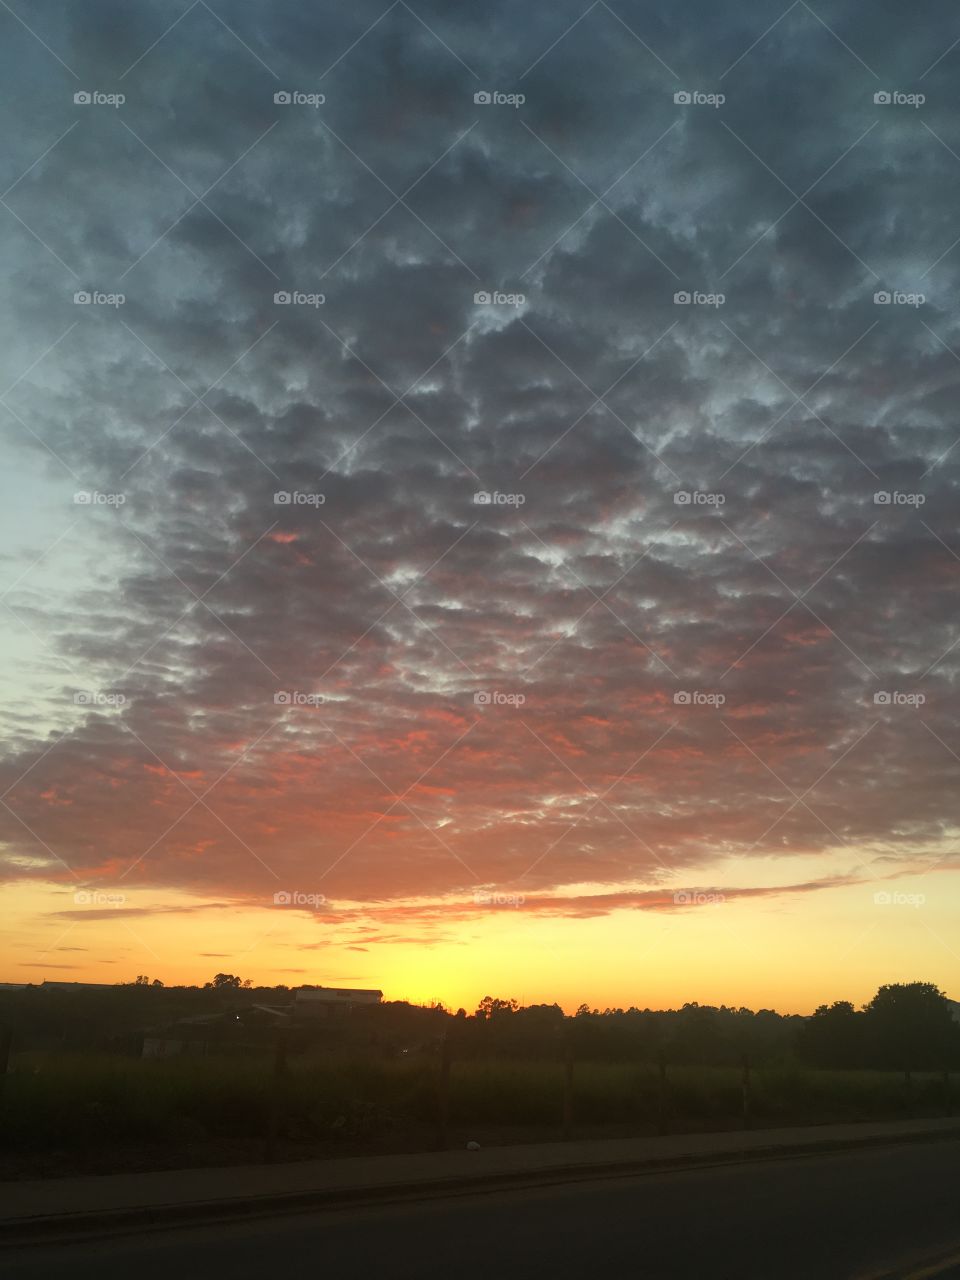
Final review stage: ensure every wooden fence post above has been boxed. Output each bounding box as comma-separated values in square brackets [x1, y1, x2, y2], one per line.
[263, 1027, 288, 1163]
[436, 1033, 451, 1150]
[741, 1053, 752, 1130]
[562, 1032, 574, 1141]
[0, 1026, 11, 1132]
[657, 1050, 668, 1135]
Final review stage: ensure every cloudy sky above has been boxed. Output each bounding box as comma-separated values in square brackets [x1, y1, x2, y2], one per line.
[2, 0, 959, 1011]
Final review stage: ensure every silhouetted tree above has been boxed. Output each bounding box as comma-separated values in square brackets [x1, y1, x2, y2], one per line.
[797, 1001, 863, 1068]
[863, 982, 959, 1070]
[475, 996, 519, 1021]
[206, 973, 243, 989]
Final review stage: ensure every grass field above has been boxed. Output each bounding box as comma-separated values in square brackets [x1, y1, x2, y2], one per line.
[0, 1052, 952, 1176]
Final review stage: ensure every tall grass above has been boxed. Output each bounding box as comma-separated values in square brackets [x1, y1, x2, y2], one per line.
[0, 1052, 949, 1158]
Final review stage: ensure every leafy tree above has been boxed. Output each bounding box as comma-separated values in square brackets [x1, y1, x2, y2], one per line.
[863, 982, 959, 1069]
[797, 1001, 863, 1068]
[475, 996, 519, 1021]
[207, 973, 243, 989]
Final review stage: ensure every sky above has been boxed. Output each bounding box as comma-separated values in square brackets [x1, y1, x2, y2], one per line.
[1, 0, 960, 1014]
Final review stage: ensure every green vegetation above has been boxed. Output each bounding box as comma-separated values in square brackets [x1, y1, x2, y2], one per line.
[1, 980, 955, 1176]
[1, 1050, 952, 1171]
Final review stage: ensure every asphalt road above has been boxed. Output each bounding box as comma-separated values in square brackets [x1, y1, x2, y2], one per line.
[5, 1140, 960, 1280]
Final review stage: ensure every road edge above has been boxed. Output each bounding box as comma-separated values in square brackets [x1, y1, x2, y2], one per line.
[3, 1123, 959, 1247]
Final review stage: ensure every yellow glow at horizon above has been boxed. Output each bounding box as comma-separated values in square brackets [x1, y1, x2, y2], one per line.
[3, 869, 959, 1014]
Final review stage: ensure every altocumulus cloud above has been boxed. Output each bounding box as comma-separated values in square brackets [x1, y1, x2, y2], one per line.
[0, 0, 959, 921]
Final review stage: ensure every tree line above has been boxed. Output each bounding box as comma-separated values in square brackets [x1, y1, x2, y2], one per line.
[3, 978, 957, 1070]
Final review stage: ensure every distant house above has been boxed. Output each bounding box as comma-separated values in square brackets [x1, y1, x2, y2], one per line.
[294, 986, 383, 1017]
[39, 981, 118, 991]
[139, 1004, 294, 1058]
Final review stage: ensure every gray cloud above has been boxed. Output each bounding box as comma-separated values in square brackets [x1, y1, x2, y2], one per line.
[1, 0, 959, 926]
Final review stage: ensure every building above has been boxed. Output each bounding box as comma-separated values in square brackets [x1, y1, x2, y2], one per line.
[140, 1006, 290, 1058]
[39, 981, 118, 991]
[293, 986, 383, 1017]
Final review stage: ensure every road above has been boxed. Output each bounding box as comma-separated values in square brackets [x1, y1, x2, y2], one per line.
[5, 1140, 960, 1280]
